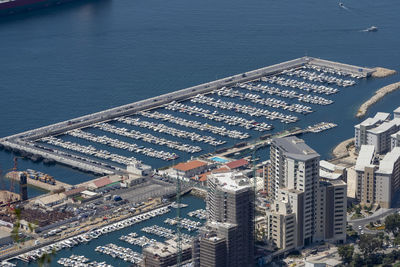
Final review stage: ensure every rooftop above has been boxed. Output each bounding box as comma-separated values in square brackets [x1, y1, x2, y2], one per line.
[377, 147, 400, 174]
[355, 112, 390, 128]
[209, 171, 251, 192]
[93, 177, 113, 188]
[192, 167, 230, 182]
[319, 160, 336, 172]
[272, 136, 319, 161]
[143, 238, 191, 257]
[63, 186, 86, 197]
[36, 193, 65, 205]
[392, 130, 400, 138]
[368, 118, 400, 134]
[355, 145, 375, 171]
[319, 169, 342, 180]
[225, 158, 249, 169]
[173, 160, 207, 172]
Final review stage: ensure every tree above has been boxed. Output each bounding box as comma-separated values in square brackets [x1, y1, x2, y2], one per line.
[355, 206, 361, 215]
[338, 244, 354, 264]
[351, 253, 364, 267]
[385, 213, 400, 236]
[359, 234, 382, 257]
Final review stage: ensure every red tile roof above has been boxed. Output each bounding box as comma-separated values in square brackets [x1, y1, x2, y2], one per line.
[225, 159, 249, 169]
[64, 186, 86, 197]
[93, 177, 113, 188]
[174, 160, 207, 172]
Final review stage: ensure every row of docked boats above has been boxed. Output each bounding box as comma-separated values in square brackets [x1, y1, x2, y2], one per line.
[142, 225, 175, 239]
[139, 111, 250, 139]
[116, 117, 225, 146]
[93, 123, 199, 154]
[164, 217, 202, 232]
[57, 254, 112, 267]
[191, 95, 298, 123]
[187, 209, 207, 220]
[263, 76, 339, 95]
[215, 87, 313, 114]
[41, 136, 140, 165]
[165, 102, 273, 131]
[119, 233, 156, 247]
[95, 243, 142, 264]
[236, 82, 333, 105]
[306, 64, 367, 79]
[17, 206, 170, 263]
[283, 68, 356, 87]
[69, 127, 182, 159]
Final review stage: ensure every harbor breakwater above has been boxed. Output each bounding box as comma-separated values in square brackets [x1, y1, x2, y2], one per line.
[356, 81, 400, 118]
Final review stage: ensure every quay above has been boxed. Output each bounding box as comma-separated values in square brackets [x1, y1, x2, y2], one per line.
[215, 122, 337, 158]
[0, 57, 375, 174]
[5, 171, 72, 192]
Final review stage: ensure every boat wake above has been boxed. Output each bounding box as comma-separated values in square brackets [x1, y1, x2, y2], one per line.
[338, 2, 350, 11]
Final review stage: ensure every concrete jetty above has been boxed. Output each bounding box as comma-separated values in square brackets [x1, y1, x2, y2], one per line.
[0, 57, 376, 174]
[356, 81, 400, 118]
[5, 171, 72, 192]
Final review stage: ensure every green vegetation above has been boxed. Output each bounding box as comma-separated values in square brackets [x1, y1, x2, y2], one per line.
[338, 244, 354, 264]
[385, 213, 400, 236]
[351, 213, 365, 220]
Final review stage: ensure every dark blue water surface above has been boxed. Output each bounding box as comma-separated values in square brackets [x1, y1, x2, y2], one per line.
[0, 0, 400, 191]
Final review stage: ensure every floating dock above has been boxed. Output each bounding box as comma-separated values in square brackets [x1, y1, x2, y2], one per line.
[0, 57, 375, 174]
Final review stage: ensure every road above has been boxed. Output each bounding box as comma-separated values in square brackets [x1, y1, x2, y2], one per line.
[349, 208, 400, 234]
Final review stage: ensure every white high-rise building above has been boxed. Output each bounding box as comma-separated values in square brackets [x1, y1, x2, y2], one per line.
[270, 137, 320, 246]
[266, 137, 347, 250]
[196, 171, 254, 267]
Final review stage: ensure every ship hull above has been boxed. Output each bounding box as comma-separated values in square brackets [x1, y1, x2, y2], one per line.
[0, 0, 79, 15]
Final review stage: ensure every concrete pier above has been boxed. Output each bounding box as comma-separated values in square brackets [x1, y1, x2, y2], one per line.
[5, 171, 72, 192]
[0, 57, 375, 174]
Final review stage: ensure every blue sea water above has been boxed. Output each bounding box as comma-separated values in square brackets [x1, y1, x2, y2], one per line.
[0, 0, 399, 193]
[0, 0, 398, 264]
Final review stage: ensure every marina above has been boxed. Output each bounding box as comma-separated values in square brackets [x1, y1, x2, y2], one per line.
[0, 57, 375, 173]
[57, 255, 113, 267]
[187, 209, 207, 220]
[95, 243, 142, 265]
[139, 110, 250, 139]
[164, 217, 202, 232]
[15, 206, 172, 263]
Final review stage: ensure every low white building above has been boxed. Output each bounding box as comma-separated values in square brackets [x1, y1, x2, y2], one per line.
[127, 162, 152, 176]
[34, 193, 66, 208]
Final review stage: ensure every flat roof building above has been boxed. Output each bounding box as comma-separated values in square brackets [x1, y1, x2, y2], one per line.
[194, 171, 254, 267]
[172, 160, 209, 179]
[354, 109, 400, 154]
[142, 239, 192, 267]
[270, 136, 320, 246]
[354, 145, 400, 208]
